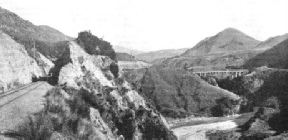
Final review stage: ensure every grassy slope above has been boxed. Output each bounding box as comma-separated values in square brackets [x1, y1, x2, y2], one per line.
[139, 66, 239, 117]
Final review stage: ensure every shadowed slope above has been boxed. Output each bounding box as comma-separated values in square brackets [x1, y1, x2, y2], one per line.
[244, 38, 288, 69]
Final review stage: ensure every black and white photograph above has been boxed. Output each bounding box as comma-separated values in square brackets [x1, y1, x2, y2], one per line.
[0, 0, 288, 139]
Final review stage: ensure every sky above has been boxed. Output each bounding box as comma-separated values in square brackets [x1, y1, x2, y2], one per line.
[1, 0, 288, 52]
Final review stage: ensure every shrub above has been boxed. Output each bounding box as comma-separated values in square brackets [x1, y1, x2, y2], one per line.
[262, 96, 280, 109]
[110, 62, 119, 78]
[76, 31, 116, 60]
[16, 111, 54, 140]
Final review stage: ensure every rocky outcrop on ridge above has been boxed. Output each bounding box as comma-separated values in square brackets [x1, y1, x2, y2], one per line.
[41, 40, 176, 139]
[0, 31, 42, 91]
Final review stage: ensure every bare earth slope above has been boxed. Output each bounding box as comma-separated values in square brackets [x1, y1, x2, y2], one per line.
[0, 31, 43, 91]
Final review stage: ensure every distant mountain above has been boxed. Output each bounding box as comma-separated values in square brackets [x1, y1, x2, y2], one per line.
[116, 52, 137, 61]
[0, 7, 72, 59]
[244, 38, 288, 69]
[254, 33, 288, 51]
[113, 45, 144, 56]
[136, 48, 188, 62]
[182, 28, 261, 57]
[159, 28, 263, 69]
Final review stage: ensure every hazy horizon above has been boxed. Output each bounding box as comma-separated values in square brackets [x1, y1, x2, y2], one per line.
[1, 0, 288, 52]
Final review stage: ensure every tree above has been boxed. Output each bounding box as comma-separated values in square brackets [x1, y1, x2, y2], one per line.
[76, 31, 116, 60]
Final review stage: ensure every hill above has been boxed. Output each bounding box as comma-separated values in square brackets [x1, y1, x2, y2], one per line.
[159, 28, 263, 69]
[243, 38, 288, 69]
[0, 7, 71, 60]
[182, 28, 260, 57]
[0, 7, 71, 43]
[113, 45, 143, 56]
[254, 33, 288, 51]
[123, 66, 240, 118]
[136, 48, 188, 62]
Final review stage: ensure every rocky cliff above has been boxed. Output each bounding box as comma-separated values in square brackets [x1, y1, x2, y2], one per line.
[0, 31, 42, 91]
[38, 40, 176, 139]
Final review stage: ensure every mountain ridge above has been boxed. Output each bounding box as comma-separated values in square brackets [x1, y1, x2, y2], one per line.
[181, 28, 261, 57]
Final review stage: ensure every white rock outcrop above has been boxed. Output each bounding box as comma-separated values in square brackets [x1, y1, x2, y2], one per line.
[37, 52, 54, 75]
[0, 31, 43, 91]
[54, 40, 176, 139]
[58, 41, 113, 88]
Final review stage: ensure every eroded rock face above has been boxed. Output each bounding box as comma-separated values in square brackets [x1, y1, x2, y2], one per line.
[36, 52, 55, 75]
[48, 40, 176, 139]
[0, 31, 42, 91]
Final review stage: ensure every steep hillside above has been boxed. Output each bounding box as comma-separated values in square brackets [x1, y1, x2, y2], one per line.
[136, 48, 188, 62]
[254, 33, 288, 51]
[213, 68, 288, 139]
[116, 52, 137, 61]
[182, 28, 260, 57]
[38, 25, 72, 40]
[0, 7, 71, 60]
[243, 38, 288, 69]
[0, 31, 42, 91]
[124, 66, 240, 118]
[0, 7, 71, 43]
[113, 45, 143, 56]
[30, 38, 177, 139]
